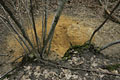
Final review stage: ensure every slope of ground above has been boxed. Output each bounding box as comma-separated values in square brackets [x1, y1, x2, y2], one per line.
[0, 0, 120, 79]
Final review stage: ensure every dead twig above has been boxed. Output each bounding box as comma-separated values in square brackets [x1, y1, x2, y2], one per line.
[100, 40, 120, 51]
[11, 55, 24, 64]
[98, 0, 120, 24]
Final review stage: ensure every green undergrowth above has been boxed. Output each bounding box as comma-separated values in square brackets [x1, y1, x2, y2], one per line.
[62, 42, 100, 60]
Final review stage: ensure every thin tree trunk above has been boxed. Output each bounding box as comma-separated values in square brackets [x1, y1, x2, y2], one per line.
[0, 0, 34, 48]
[0, 17, 28, 54]
[0, 15, 31, 52]
[29, 0, 39, 50]
[23, 0, 36, 46]
[43, 0, 48, 45]
[41, 0, 67, 58]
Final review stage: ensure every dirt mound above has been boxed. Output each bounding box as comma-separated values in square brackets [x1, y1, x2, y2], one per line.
[6, 14, 95, 62]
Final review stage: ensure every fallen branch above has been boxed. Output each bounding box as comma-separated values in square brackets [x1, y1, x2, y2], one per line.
[38, 58, 120, 76]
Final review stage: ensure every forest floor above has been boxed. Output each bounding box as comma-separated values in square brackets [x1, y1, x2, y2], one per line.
[0, 0, 120, 80]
